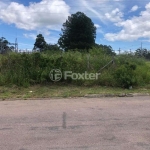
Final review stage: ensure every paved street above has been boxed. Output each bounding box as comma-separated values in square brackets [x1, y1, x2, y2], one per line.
[0, 96, 150, 150]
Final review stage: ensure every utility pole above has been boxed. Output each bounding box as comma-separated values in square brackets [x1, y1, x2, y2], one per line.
[15, 38, 18, 52]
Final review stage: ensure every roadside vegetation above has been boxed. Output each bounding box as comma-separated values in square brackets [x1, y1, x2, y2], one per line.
[0, 84, 150, 100]
[0, 11, 150, 99]
[0, 49, 150, 88]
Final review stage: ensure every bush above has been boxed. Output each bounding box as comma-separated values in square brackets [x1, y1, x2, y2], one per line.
[113, 55, 150, 88]
[0, 51, 149, 88]
[114, 62, 137, 88]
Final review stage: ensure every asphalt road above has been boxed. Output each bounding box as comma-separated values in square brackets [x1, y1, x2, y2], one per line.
[0, 96, 150, 150]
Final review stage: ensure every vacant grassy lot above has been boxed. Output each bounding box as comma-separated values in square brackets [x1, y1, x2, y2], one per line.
[0, 53, 150, 100]
[0, 84, 150, 100]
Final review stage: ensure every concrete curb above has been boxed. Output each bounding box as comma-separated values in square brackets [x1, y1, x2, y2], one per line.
[84, 93, 150, 98]
[0, 93, 150, 101]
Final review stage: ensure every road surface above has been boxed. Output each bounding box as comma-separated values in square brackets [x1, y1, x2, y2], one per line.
[0, 96, 150, 150]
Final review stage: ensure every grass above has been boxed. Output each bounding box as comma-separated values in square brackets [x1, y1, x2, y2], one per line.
[0, 84, 150, 100]
[146, 61, 150, 66]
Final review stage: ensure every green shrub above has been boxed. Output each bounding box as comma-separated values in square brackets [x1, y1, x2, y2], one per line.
[113, 62, 137, 88]
[0, 51, 149, 88]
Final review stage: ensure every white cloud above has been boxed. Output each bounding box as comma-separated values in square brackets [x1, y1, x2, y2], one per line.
[105, 2, 150, 42]
[24, 33, 37, 40]
[130, 5, 139, 12]
[94, 24, 100, 28]
[37, 29, 51, 36]
[81, 0, 105, 21]
[94, 24, 104, 33]
[0, 0, 70, 31]
[74, 0, 124, 24]
[24, 30, 59, 44]
[105, 8, 123, 22]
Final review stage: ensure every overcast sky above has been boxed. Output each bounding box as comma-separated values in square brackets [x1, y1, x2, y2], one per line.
[0, 0, 150, 52]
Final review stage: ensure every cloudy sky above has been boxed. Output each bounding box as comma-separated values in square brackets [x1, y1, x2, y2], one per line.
[0, 0, 150, 52]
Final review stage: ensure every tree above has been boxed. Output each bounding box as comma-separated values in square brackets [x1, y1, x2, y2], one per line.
[45, 44, 61, 52]
[58, 12, 96, 52]
[94, 44, 116, 56]
[135, 48, 150, 60]
[33, 34, 46, 52]
[0, 37, 10, 54]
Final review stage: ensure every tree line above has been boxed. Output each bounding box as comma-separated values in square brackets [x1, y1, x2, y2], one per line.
[0, 37, 16, 54]
[1, 11, 150, 59]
